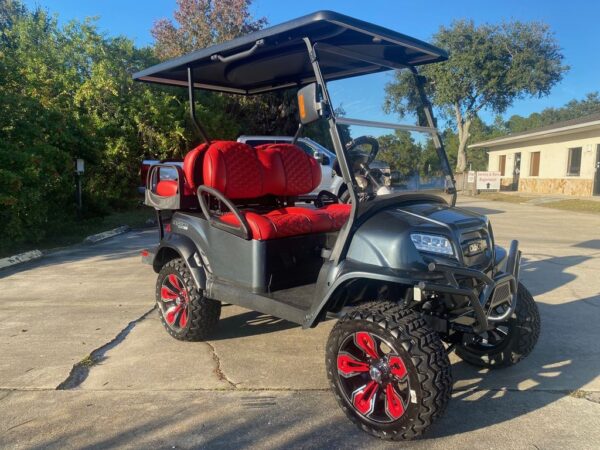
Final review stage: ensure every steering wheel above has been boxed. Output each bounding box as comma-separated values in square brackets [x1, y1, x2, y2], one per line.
[345, 136, 379, 166]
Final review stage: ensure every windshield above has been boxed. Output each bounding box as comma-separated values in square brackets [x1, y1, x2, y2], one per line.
[326, 71, 454, 203]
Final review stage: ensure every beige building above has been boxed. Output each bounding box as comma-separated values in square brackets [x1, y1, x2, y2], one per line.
[469, 113, 600, 196]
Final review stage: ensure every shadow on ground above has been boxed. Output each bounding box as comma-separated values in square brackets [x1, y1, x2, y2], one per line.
[0, 230, 159, 279]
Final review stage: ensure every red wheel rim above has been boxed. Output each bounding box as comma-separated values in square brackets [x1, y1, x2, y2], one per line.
[336, 331, 411, 423]
[159, 274, 189, 330]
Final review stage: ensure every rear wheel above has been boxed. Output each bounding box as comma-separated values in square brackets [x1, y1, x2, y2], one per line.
[156, 258, 220, 341]
[326, 301, 452, 440]
[456, 282, 540, 368]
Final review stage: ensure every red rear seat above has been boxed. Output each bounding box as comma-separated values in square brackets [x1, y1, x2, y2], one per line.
[154, 143, 208, 198]
[202, 141, 349, 240]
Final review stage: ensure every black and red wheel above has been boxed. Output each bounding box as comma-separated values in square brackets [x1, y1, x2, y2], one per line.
[326, 301, 452, 440]
[156, 258, 220, 341]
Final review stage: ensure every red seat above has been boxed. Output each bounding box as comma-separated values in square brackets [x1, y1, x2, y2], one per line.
[320, 203, 351, 229]
[156, 179, 178, 196]
[202, 141, 342, 240]
[256, 143, 350, 232]
[155, 143, 208, 197]
[220, 207, 333, 240]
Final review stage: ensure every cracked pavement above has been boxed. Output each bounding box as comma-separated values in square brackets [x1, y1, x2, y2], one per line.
[1, 198, 599, 449]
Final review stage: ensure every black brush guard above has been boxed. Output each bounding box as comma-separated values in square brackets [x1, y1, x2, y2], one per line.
[421, 240, 521, 333]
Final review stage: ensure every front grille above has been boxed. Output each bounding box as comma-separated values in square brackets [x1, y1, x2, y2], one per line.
[489, 281, 512, 310]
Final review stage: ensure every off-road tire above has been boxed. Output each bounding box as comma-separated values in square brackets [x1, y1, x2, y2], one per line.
[326, 301, 452, 440]
[156, 258, 220, 341]
[456, 282, 540, 368]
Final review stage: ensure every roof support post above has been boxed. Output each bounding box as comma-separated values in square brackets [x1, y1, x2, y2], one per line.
[302, 37, 357, 265]
[187, 66, 210, 144]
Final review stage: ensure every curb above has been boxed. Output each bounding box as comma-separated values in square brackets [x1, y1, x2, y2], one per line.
[83, 225, 131, 244]
[0, 250, 43, 270]
[1, 226, 132, 270]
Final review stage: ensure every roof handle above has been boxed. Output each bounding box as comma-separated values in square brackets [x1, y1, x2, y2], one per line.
[210, 39, 265, 63]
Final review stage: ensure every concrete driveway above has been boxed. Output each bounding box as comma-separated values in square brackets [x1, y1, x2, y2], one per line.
[1, 198, 599, 449]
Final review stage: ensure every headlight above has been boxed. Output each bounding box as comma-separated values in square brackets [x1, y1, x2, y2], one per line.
[410, 233, 454, 256]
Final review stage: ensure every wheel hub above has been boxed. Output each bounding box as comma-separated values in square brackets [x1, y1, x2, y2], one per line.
[158, 274, 190, 330]
[337, 331, 410, 423]
[369, 365, 382, 383]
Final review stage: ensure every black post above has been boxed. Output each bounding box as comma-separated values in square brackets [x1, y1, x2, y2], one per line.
[187, 66, 210, 144]
[76, 173, 82, 218]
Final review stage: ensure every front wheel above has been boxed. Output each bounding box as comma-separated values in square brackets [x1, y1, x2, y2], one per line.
[156, 258, 221, 341]
[326, 301, 452, 441]
[456, 282, 540, 368]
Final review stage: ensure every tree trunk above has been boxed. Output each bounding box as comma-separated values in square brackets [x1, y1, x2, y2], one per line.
[456, 132, 469, 173]
[454, 104, 471, 173]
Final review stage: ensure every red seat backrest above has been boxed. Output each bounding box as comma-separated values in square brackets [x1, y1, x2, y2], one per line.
[202, 141, 322, 200]
[183, 143, 209, 191]
[256, 143, 321, 196]
[203, 141, 264, 199]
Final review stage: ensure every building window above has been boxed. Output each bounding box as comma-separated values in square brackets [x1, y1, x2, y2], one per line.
[567, 147, 582, 176]
[499, 155, 506, 176]
[530, 152, 540, 177]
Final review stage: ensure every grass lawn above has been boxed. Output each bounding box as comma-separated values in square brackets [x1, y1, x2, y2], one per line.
[541, 199, 600, 214]
[475, 192, 600, 214]
[477, 192, 533, 204]
[0, 205, 155, 258]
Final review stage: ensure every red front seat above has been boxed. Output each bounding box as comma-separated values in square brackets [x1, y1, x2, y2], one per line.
[203, 141, 334, 240]
[257, 143, 351, 231]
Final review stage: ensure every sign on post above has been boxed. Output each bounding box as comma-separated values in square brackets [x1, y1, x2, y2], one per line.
[467, 171, 475, 183]
[476, 171, 501, 190]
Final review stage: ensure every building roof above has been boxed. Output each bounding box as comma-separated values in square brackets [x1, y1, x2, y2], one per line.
[469, 112, 600, 149]
[133, 10, 447, 95]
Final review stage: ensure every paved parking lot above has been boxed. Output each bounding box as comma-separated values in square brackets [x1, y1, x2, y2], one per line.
[1, 197, 599, 449]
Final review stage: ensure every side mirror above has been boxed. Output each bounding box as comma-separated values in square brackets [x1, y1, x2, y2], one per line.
[297, 83, 323, 125]
[315, 153, 330, 166]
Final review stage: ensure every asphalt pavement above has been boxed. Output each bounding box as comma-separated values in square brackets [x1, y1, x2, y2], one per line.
[1, 197, 599, 449]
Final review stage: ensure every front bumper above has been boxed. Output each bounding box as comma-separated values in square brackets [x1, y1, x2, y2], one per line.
[420, 240, 521, 333]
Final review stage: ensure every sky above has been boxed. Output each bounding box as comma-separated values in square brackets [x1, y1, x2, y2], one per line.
[22, 0, 600, 127]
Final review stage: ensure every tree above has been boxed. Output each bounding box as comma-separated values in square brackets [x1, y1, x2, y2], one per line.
[504, 92, 600, 133]
[150, 0, 317, 145]
[0, 1, 189, 249]
[151, 0, 266, 60]
[384, 20, 568, 172]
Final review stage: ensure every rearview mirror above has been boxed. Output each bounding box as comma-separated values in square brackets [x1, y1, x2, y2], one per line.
[297, 83, 323, 125]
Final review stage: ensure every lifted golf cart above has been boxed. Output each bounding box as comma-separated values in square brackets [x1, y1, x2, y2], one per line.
[135, 11, 540, 441]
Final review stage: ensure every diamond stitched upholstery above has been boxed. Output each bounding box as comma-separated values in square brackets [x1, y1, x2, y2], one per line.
[256, 143, 321, 196]
[201, 140, 350, 239]
[203, 141, 264, 199]
[321, 203, 351, 229]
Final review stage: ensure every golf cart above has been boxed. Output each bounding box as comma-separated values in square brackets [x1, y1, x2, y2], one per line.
[135, 11, 540, 441]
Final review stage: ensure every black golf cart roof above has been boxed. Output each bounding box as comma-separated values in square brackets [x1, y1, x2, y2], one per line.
[133, 10, 447, 95]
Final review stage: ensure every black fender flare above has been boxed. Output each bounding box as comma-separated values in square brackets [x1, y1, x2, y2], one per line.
[153, 234, 207, 291]
[303, 268, 416, 328]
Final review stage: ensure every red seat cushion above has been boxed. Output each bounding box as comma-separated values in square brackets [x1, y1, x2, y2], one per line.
[219, 207, 333, 240]
[156, 180, 178, 197]
[320, 203, 351, 230]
